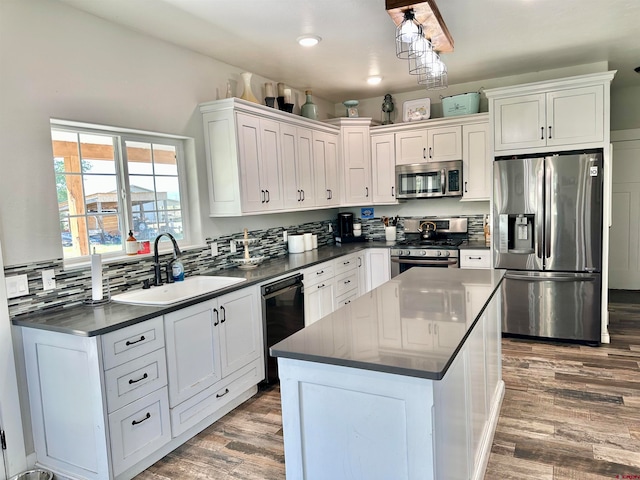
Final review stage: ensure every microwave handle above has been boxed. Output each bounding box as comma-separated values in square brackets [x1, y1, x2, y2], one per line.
[441, 169, 446, 194]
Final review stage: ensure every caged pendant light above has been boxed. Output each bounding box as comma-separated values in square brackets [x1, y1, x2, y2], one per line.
[395, 9, 424, 59]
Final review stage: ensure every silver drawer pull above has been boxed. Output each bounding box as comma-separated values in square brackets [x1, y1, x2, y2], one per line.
[128, 373, 148, 384]
[125, 335, 145, 346]
[131, 412, 151, 426]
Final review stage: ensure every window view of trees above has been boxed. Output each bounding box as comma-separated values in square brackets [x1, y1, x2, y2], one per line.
[51, 127, 185, 260]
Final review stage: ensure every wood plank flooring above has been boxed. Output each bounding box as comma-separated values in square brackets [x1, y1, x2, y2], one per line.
[136, 301, 640, 479]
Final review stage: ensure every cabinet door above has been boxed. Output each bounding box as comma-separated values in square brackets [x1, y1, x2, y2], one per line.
[259, 118, 284, 210]
[546, 85, 604, 146]
[365, 248, 391, 292]
[164, 300, 221, 407]
[281, 123, 301, 209]
[218, 287, 261, 378]
[313, 131, 340, 207]
[461, 123, 491, 201]
[342, 126, 372, 205]
[493, 93, 546, 151]
[371, 134, 397, 203]
[395, 129, 428, 165]
[427, 125, 462, 162]
[376, 282, 401, 348]
[297, 127, 316, 207]
[304, 281, 335, 326]
[236, 113, 265, 212]
[356, 252, 367, 296]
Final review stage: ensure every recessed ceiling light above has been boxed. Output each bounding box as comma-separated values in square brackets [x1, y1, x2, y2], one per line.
[367, 76, 382, 85]
[297, 35, 321, 47]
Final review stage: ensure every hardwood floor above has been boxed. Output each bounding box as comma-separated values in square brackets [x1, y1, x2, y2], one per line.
[136, 301, 640, 479]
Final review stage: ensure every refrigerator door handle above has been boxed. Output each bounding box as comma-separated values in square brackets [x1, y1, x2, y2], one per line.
[505, 272, 597, 282]
[536, 166, 544, 259]
[544, 161, 552, 260]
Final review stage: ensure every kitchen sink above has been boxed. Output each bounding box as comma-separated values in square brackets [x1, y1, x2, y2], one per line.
[111, 275, 246, 306]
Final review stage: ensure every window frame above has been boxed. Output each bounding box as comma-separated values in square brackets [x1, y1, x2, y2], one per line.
[50, 119, 192, 264]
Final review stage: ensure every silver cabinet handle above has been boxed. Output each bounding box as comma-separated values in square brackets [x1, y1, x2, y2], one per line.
[213, 308, 219, 326]
[265, 189, 270, 203]
[548, 125, 552, 139]
[301, 189, 305, 201]
[423, 147, 426, 159]
[540, 127, 544, 140]
[261, 190, 265, 203]
[429, 147, 432, 159]
[220, 305, 226, 323]
[391, 186, 395, 197]
[365, 186, 369, 197]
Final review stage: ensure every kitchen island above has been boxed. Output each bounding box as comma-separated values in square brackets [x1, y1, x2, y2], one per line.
[271, 267, 505, 480]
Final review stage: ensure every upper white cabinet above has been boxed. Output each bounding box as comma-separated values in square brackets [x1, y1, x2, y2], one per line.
[395, 125, 462, 164]
[312, 130, 341, 207]
[461, 121, 491, 201]
[371, 133, 397, 204]
[486, 71, 615, 154]
[281, 124, 316, 209]
[200, 98, 340, 216]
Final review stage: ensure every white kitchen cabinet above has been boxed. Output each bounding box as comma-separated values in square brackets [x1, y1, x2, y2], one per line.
[395, 125, 462, 165]
[460, 249, 491, 269]
[21, 317, 170, 480]
[236, 113, 284, 212]
[281, 123, 315, 209]
[371, 133, 397, 204]
[365, 248, 391, 292]
[486, 72, 615, 154]
[303, 260, 336, 326]
[355, 251, 367, 296]
[312, 130, 340, 207]
[461, 121, 491, 201]
[164, 286, 262, 436]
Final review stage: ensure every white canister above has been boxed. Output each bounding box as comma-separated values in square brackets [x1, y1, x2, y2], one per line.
[385, 226, 397, 242]
[353, 223, 362, 237]
[312, 234, 318, 249]
[288, 235, 305, 253]
[303, 233, 313, 251]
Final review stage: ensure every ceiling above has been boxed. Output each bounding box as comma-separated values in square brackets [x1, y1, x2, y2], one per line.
[56, 0, 640, 103]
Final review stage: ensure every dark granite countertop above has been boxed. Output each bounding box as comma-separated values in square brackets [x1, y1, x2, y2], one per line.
[12, 242, 383, 337]
[271, 268, 505, 380]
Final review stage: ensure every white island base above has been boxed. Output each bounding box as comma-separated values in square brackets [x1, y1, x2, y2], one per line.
[277, 280, 504, 480]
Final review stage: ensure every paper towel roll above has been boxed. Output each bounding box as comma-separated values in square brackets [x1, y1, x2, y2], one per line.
[91, 252, 103, 301]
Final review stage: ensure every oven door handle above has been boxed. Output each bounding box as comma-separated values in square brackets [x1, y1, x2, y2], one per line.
[391, 258, 458, 266]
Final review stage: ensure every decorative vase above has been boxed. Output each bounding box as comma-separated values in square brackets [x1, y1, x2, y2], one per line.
[301, 90, 318, 120]
[240, 72, 259, 103]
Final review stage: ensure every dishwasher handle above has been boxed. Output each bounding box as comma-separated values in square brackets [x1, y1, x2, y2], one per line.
[261, 274, 304, 298]
[262, 283, 302, 300]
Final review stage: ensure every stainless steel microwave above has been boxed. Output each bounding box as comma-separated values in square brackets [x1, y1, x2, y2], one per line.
[396, 160, 463, 199]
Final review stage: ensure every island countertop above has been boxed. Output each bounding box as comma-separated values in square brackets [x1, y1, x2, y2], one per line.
[271, 268, 505, 380]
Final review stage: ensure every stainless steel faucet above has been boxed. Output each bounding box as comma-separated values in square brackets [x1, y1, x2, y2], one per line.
[153, 233, 181, 286]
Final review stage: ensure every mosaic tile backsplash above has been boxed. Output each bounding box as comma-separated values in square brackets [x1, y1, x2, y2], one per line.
[5, 215, 486, 318]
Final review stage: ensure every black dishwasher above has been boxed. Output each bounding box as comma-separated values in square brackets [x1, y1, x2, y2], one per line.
[261, 273, 305, 384]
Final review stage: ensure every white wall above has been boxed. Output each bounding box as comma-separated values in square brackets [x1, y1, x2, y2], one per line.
[611, 85, 640, 132]
[0, 0, 336, 267]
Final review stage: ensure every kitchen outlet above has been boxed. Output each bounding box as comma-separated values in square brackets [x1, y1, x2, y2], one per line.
[210, 242, 218, 257]
[42, 269, 56, 290]
[230, 240, 237, 253]
[5, 274, 29, 298]
[328, 224, 333, 233]
[283, 231, 288, 242]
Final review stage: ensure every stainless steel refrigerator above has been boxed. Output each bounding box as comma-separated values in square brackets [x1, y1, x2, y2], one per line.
[493, 150, 603, 343]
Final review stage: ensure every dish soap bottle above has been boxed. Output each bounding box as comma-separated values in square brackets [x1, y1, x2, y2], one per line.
[171, 254, 184, 282]
[484, 215, 491, 246]
[301, 90, 318, 120]
[126, 230, 138, 255]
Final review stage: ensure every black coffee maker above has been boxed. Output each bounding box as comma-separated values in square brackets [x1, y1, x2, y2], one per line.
[338, 213, 354, 238]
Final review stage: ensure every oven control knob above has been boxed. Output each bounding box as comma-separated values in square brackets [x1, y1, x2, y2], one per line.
[419, 250, 427, 256]
[402, 250, 410, 256]
[436, 250, 442, 256]
[444, 251, 450, 257]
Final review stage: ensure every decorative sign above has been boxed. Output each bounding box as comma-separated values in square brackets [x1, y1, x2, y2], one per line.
[361, 207, 374, 219]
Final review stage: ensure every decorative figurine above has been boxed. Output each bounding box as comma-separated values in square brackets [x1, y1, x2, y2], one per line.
[382, 94, 395, 125]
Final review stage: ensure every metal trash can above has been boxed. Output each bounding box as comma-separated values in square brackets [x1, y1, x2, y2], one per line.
[9, 469, 53, 480]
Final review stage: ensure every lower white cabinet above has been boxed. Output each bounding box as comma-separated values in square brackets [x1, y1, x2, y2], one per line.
[365, 248, 391, 292]
[460, 249, 491, 269]
[303, 260, 336, 326]
[164, 286, 263, 436]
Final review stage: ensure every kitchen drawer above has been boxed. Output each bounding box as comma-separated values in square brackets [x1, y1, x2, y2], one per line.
[460, 250, 491, 269]
[303, 261, 334, 287]
[334, 270, 358, 298]
[170, 359, 262, 437]
[335, 290, 358, 308]
[102, 316, 164, 369]
[108, 386, 171, 477]
[105, 348, 168, 413]
[333, 253, 359, 275]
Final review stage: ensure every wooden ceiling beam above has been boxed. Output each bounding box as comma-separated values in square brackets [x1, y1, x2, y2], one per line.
[385, 0, 454, 53]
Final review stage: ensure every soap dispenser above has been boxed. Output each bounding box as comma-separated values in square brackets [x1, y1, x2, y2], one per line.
[171, 253, 184, 282]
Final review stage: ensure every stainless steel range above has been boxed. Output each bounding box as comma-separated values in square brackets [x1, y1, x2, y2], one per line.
[390, 217, 467, 277]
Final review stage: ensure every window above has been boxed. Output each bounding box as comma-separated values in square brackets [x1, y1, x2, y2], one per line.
[51, 122, 187, 260]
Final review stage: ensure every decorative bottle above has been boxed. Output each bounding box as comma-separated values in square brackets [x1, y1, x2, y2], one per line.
[239, 72, 259, 104]
[301, 90, 318, 120]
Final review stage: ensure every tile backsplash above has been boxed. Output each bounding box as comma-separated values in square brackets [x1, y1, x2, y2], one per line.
[5, 214, 486, 318]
